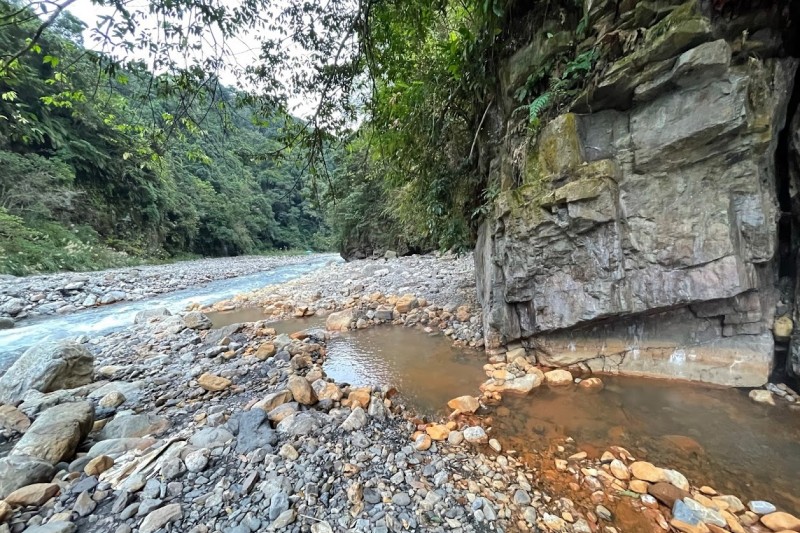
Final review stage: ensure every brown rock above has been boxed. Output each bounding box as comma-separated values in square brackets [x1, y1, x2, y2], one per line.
[252, 390, 293, 412]
[609, 459, 630, 480]
[5, 483, 60, 507]
[395, 295, 419, 314]
[455, 306, 471, 322]
[631, 461, 667, 483]
[255, 343, 276, 360]
[267, 403, 297, 423]
[414, 434, 432, 451]
[0, 500, 9, 521]
[648, 482, 690, 508]
[84, 455, 114, 477]
[344, 388, 371, 409]
[670, 518, 710, 533]
[544, 369, 573, 386]
[197, 373, 231, 392]
[426, 425, 450, 441]
[629, 480, 649, 493]
[326, 309, 359, 331]
[722, 510, 748, 533]
[98, 391, 125, 409]
[312, 380, 343, 401]
[287, 375, 317, 405]
[447, 396, 480, 413]
[0, 405, 30, 433]
[761, 512, 800, 532]
[11, 401, 93, 464]
[578, 377, 604, 391]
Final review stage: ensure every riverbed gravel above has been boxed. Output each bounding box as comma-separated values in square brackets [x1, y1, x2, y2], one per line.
[0, 255, 573, 532]
[0, 255, 327, 323]
[1, 253, 798, 533]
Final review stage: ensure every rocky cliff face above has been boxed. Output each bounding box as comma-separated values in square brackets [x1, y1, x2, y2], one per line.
[476, 0, 800, 386]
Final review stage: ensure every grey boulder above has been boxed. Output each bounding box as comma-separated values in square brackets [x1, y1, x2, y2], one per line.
[0, 340, 94, 405]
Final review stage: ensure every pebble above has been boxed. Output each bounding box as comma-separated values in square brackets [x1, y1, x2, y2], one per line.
[748, 500, 778, 515]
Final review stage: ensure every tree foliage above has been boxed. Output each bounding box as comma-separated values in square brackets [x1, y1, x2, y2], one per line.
[0, 1, 326, 275]
[3, 0, 596, 259]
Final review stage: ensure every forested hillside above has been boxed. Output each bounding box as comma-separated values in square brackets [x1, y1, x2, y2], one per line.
[0, 1, 326, 275]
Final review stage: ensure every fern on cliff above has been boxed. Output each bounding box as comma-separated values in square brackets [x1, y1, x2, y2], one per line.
[517, 47, 598, 128]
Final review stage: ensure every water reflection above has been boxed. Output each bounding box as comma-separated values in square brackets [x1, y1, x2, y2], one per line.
[494, 376, 800, 513]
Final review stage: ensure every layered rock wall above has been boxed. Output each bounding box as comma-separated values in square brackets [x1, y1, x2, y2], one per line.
[476, 0, 799, 386]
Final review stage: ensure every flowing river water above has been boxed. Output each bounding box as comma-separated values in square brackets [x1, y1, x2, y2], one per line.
[0, 255, 339, 371]
[210, 310, 800, 515]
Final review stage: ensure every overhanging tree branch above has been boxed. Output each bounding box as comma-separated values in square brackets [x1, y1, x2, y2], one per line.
[0, 0, 78, 73]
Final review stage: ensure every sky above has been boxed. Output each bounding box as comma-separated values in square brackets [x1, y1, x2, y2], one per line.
[63, 0, 316, 117]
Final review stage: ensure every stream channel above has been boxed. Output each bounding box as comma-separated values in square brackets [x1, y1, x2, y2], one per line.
[210, 308, 800, 515]
[0, 255, 339, 371]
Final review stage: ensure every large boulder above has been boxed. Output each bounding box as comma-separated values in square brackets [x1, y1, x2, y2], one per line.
[0, 341, 94, 405]
[0, 455, 55, 499]
[10, 401, 94, 464]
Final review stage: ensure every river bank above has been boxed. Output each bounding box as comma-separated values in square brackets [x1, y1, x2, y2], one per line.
[0, 253, 798, 533]
[0, 254, 568, 533]
[0, 254, 326, 325]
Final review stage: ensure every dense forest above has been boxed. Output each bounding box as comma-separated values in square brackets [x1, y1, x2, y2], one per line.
[0, 1, 327, 275]
[1, 0, 599, 273]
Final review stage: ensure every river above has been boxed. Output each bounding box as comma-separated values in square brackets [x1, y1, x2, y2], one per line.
[0, 254, 339, 371]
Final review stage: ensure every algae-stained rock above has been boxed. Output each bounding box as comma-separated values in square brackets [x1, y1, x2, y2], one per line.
[10, 401, 93, 464]
[0, 341, 94, 405]
[476, 46, 798, 387]
[536, 113, 584, 177]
